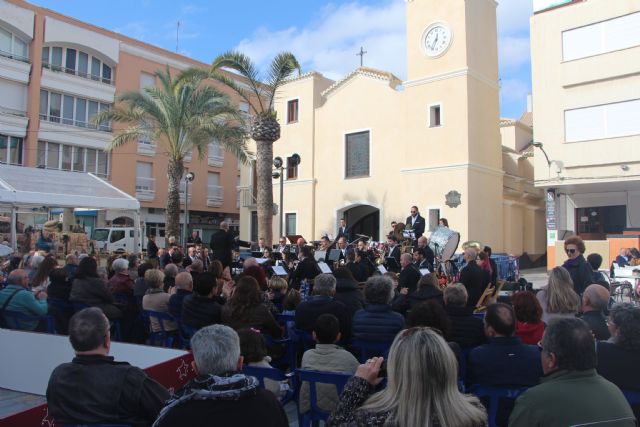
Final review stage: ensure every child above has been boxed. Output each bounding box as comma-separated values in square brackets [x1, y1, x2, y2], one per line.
[238, 328, 287, 398]
[268, 276, 288, 307]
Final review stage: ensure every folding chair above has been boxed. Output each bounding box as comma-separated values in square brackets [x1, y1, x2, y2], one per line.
[142, 310, 178, 348]
[351, 339, 393, 363]
[242, 365, 295, 405]
[469, 385, 529, 427]
[296, 369, 352, 427]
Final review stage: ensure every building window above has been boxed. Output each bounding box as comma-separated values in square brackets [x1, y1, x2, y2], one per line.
[0, 79, 28, 115]
[0, 26, 28, 61]
[563, 12, 640, 62]
[428, 209, 440, 232]
[0, 134, 23, 165]
[37, 141, 109, 178]
[207, 172, 223, 207]
[286, 156, 298, 180]
[146, 222, 166, 238]
[429, 104, 442, 127]
[39, 89, 112, 131]
[287, 99, 299, 123]
[207, 140, 224, 167]
[345, 131, 370, 178]
[140, 72, 156, 92]
[42, 45, 114, 84]
[285, 213, 297, 235]
[565, 99, 640, 143]
[136, 162, 154, 200]
[576, 206, 626, 238]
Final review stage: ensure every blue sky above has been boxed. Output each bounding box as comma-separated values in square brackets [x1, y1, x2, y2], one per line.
[31, 0, 533, 118]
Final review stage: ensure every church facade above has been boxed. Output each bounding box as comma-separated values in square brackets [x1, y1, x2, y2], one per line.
[239, 0, 545, 257]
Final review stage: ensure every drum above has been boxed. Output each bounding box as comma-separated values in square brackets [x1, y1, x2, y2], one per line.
[428, 226, 460, 260]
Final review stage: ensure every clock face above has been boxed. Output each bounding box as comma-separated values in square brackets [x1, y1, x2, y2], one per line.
[423, 24, 452, 58]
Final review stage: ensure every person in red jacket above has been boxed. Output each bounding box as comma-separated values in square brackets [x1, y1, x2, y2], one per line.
[512, 291, 545, 345]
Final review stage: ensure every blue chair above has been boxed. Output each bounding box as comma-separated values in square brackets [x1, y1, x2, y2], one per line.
[458, 347, 473, 384]
[71, 302, 122, 341]
[623, 390, 640, 406]
[290, 328, 315, 350]
[3, 310, 56, 333]
[473, 312, 486, 319]
[351, 339, 393, 363]
[142, 310, 178, 348]
[469, 385, 529, 427]
[296, 369, 352, 427]
[178, 322, 199, 349]
[263, 334, 296, 370]
[242, 365, 295, 405]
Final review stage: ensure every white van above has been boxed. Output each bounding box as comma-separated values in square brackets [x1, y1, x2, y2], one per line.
[92, 227, 142, 253]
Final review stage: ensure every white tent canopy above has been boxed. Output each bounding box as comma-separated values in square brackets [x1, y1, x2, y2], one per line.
[0, 165, 141, 252]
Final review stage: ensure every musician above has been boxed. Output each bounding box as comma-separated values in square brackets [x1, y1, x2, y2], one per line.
[319, 236, 331, 251]
[417, 236, 435, 269]
[296, 237, 306, 253]
[336, 218, 351, 242]
[387, 221, 397, 239]
[345, 250, 368, 283]
[459, 248, 489, 310]
[413, 249, 432, 272]
[386, 236, 401, 272]
[289, 246, 320, 290]
[337, 237, 353, 261]
[250, 237, 268, 252]
[276, 236, 289, 254]
[209, 221, 235, 268]
[356, 250, 375, 280]
[406, 206, 426, 239]
[398, 253, 421, 294]
[261, 248, 275, 276]
[356, 240, 367, 252]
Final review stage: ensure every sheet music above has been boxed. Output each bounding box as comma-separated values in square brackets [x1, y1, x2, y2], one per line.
[318, 263, 332, 274]
[420, 268, 430, 276]
[378, 265, 387, 274]
[272, 265, 288, 276]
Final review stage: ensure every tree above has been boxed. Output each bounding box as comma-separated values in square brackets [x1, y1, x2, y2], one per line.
[94, 67, 250, 240]
[205, 51, 301, 246]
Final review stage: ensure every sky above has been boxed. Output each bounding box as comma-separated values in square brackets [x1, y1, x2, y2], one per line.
[31, 0, 533, 119]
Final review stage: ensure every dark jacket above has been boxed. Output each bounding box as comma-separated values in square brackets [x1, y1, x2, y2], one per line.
[153, 373, 288, 427]
[446, 305, 487, 348]
[596, 341, 640, 391]
[334, 278, 365, 317]
[352, 304, 405, 342]
[46, 354, 169, 427]
[147, 239, 159, 258]
[346, 262, 369, 283]
[460, 262, 489, 309]
[209, 229, 235, 268]
[398, 264, 421, 294]
[221, 303, 282, 338]
[70, 277, 113, 306]
[163, 276, 176, 293]
[181, 294, 222, 329]
[289, 257, 320, 289]
[63, 264, 78, 282]
[168, 289, 192, 319]
[579, 310, 610, 341]
[562, 255, 593, 295]
[47, 277, 72, 301]
[468, 336, 543, 386]
[108, 272, 134, 296]
[295, 296, 352, 341]
[406, 214, 425, 238]
[392, 286, 443, 316]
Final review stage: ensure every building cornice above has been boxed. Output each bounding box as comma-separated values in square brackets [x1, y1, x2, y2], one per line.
[322, 67, 402, 99]
[403, 67, 499, 90]
[282, 71, 327, 85]
[401, 162, 504, 177]
[120, 43, 194, 71]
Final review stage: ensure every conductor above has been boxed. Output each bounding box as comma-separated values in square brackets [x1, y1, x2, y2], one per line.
[209, 221, 235, 268]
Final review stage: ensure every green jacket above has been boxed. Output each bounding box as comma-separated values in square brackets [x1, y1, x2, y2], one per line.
[509, 369, 635, 427]
[0, 284, 48, 330]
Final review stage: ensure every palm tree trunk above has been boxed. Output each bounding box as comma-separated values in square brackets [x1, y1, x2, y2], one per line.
[166, 158, 184, 243]
[255, 139, 274, 246]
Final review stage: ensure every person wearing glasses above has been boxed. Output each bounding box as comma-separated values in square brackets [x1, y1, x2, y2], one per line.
[328, 327, 487, 426]
[562, 236, 593, 295]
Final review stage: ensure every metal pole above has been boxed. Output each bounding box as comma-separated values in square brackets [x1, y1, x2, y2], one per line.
[10, 206, 17, 252]
[183, 179, 188, 253]
[279, 169, 284, 239]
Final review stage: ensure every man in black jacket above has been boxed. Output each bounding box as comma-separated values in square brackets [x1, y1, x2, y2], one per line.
[209, 221, 235, 268]
[289, 246, 320, 290]
[459, 248, 489, 310]
[398, 253, 421, 294]
[444, 283, 486, 348]
[181, 272, 223, 329]
[405, 205, 426, 239]
[147, 234, 159, 260]
[46, 308, 169, 427]
[579, 284, 611, 340]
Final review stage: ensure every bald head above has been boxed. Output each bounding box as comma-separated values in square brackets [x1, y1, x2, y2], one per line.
[8, 269, 28, 288]
[582, 284, 610, 312]
[175, 272, 193, 291]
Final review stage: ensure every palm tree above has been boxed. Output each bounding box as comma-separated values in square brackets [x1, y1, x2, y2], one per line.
[204, 51, 300, 246]
[94, 67, 250, 240]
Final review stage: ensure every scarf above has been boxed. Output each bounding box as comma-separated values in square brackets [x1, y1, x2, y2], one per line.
[152, 373, 259, 426]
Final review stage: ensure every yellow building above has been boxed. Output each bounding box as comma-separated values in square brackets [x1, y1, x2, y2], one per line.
[238, 0, 545, 257]
[531, 0, 640, 266]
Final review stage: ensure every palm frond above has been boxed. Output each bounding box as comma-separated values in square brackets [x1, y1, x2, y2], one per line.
[211, 51, 265, 112]
[265, 52, 301, 110]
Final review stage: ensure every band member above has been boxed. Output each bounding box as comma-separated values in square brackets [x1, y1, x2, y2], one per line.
[416, 236, 435, 270]
[209, 221, 235, 268]
[337, 237, 352, 261]
[276, 236, 289, 253]
[399, 253, 421, 294]
[251, 237, 268, 252]
[356, 240, 367, 252]
[387, 221, 397, 239]
[319, 236, 332, 251]
[386, 236, 401, 272]
[295, 237, 306, 254]
[439, 218, 449, 228]
[413, 248, 432, 272]
[347, 250, 370, 282]
[289, 246, 320, 290]
[406, 206, 426, 239]
[336, 218, 351, 242]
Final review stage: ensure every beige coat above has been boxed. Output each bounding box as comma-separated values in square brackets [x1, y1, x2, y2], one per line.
[142, 290, 177, 332]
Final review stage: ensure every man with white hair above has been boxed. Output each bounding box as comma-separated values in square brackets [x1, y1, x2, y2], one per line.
[153, 325, 288, 427]
[398, 252, 421, 294]
[108, 258, 134, 297]
[209, 221, 235, 268]
[459, 247, 488, 310]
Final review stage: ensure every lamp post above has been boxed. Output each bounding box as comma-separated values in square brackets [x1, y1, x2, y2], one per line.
[183, 171, 195, 253]
[272, 154, 300, 240]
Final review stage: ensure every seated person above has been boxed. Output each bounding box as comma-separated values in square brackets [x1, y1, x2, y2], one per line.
[238, 328, 285, 398]
[268, 276, 289, 308]
[352, 275, 405, 343]
[300, 314, 359, 415]
[133, 262, 154, 297]
[0, 269, 48, 330]
[332, 267, 365, 317]
[181, 271, 223, 329]
[282, 288, 301, 315]
[615, 248, 630, 267]
[142, 269, 176, 332]
[163, 263, 178, 293]
[512, 291, 545, 345]
[392, 273, 443, 316]
[406, 299, 460, 358]
[153, 325, 288, 427]
[578, 284, 610, 340]
[168, 272, 192, 319]
[444, 283, 486, 348]
[295, 273, 351, 341]
[108, 258, 134, 297]
[586, 253, 610, 290]
[46, 308, 169, 426]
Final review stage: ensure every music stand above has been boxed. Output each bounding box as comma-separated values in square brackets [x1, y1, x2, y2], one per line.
[377, 265, 388, 274]
[318, 263, 332, 274]
[251, 251, 263, 258]
[271, 265, 288, 276]
[328, 249, 341, 262]
[314, 250, 327, 262]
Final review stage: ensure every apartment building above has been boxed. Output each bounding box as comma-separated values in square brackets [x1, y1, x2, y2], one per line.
[0, 0, 245, 246]
[531, 0, 640, 265]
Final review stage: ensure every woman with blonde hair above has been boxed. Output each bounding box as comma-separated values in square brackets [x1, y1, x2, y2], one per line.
[536, 266, 580, 324]
[328, 327, 487, 427]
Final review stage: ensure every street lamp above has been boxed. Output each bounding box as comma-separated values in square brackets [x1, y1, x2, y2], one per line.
[183, 171, 195, 252]
[273, 154, 300, 239]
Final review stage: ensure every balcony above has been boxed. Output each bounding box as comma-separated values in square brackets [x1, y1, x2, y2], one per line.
[0, 106, 26, 118]
[137, 139, 156, 156]
[42, 62, 114, 85]
[135, 177, 155, 201]
[0, 53, 31, 84]
[206, 185, 223, 207]
[39, 114, 112, 132]
[0, 49, 29, 64]
[240, 187, 257, 208]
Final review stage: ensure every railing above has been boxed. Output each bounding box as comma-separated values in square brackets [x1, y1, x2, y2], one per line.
[206, 185, 223, 207]
[42, 62, 114, 86]
[240, 187, 257, 208]
[137, 139, 156, 156]
[0, 49, 30, 64]
[0, 106, 26, 117]
[39, 113, 112, 132]
[135, 177, 155, 201]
